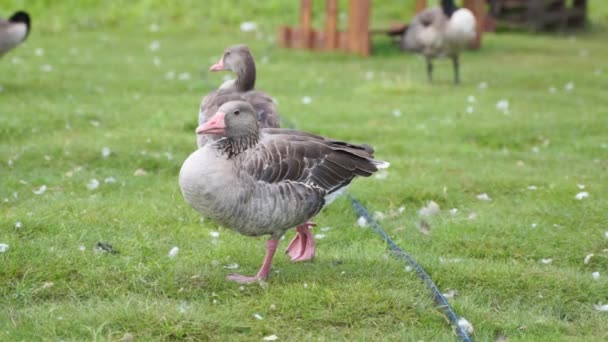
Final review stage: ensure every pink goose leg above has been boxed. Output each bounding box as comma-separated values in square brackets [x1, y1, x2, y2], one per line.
[285, 222, 316, 262]
[226, 239, 278, 284]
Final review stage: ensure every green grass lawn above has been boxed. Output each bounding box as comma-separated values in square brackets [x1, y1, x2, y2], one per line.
[2, 1, 608, 341]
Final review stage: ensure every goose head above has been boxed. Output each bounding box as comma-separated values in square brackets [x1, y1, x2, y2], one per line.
[9, 11, 31, 38]
[196, 101, 259, 139]
[209, 45, 254, 73]
[9, 11, 30, 26]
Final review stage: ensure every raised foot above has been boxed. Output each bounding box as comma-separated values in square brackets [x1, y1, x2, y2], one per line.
[226, 273, 264, 284]
[286, 222, 317, 262]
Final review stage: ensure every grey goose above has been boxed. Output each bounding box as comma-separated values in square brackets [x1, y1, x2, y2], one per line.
[179, 101, 388, 283]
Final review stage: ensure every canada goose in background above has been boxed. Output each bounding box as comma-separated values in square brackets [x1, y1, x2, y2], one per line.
[401, 0, 476, 84]
[0, 11, 31, 57]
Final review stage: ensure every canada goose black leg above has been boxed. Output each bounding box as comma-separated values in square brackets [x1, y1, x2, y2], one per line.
[426, 58, 433, 83]
[452, 55, 460, 85]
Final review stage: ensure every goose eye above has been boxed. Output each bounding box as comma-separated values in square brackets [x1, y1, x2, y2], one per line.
[234, 110, 240, 115]
[225, 52, 231, 56]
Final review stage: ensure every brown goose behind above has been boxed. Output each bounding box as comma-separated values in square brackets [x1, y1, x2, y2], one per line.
[198, 45, 279, 147]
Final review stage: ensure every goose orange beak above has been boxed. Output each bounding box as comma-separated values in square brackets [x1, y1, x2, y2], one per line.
[196, 112, 226, 135]
[209, 58, 225, 71]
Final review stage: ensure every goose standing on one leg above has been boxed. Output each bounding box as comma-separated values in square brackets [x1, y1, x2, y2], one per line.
[179, 101, 389, 283]
[0, 11, 31, 58]
[401, 0, 476, 84]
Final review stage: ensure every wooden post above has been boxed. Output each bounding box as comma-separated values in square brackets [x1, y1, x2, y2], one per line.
[346, 0, 371, 56]
[277, 26, 291, 48]
[325, 0, 338, 50]
[294, 0, 313, 49]
[415, 0, 427, 14]
[463, 0, 485, 49]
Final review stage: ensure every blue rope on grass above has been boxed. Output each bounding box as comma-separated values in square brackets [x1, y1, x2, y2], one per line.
[348, 195, 472, 342]
[279, 116, 471, 341]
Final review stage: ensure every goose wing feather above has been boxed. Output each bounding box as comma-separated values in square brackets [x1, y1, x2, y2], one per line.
[237, 130, 383, 195]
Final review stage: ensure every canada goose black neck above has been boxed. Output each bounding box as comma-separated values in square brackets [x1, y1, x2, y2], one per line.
[441, 0, 458, 18]
[234, 53, 256, 92]
[9, 11, 31, 38]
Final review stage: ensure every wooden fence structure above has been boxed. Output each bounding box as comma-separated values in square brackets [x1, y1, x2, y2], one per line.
[278, 0, 487, 56]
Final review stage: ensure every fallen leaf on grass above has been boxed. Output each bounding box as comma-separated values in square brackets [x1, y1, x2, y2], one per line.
[443, 289, 458, 299]
[495, 332, 508, 342]
[593, 304, 608, 312]
[240, 22, 257, 32]
[101, 147, 111, 158]
[149, 40, 160, 51]
[476, 193, 491, 201]
[439, 257, 463, 264]
[458, 317, 474, 334]
[301, 96, 312, 105]
[33, 185, 47, 195]
[94, 242, 117, 254]
[418, 220, 431, 235]
[419, 201, 440, 217]
[357, 216, 368, 228]
[121, 333, 134, 342]
[373, 211, 385, 221]
[86, 179, 100, 190]
[134, 169, 148, 176]
[496, 99, 509, 114]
